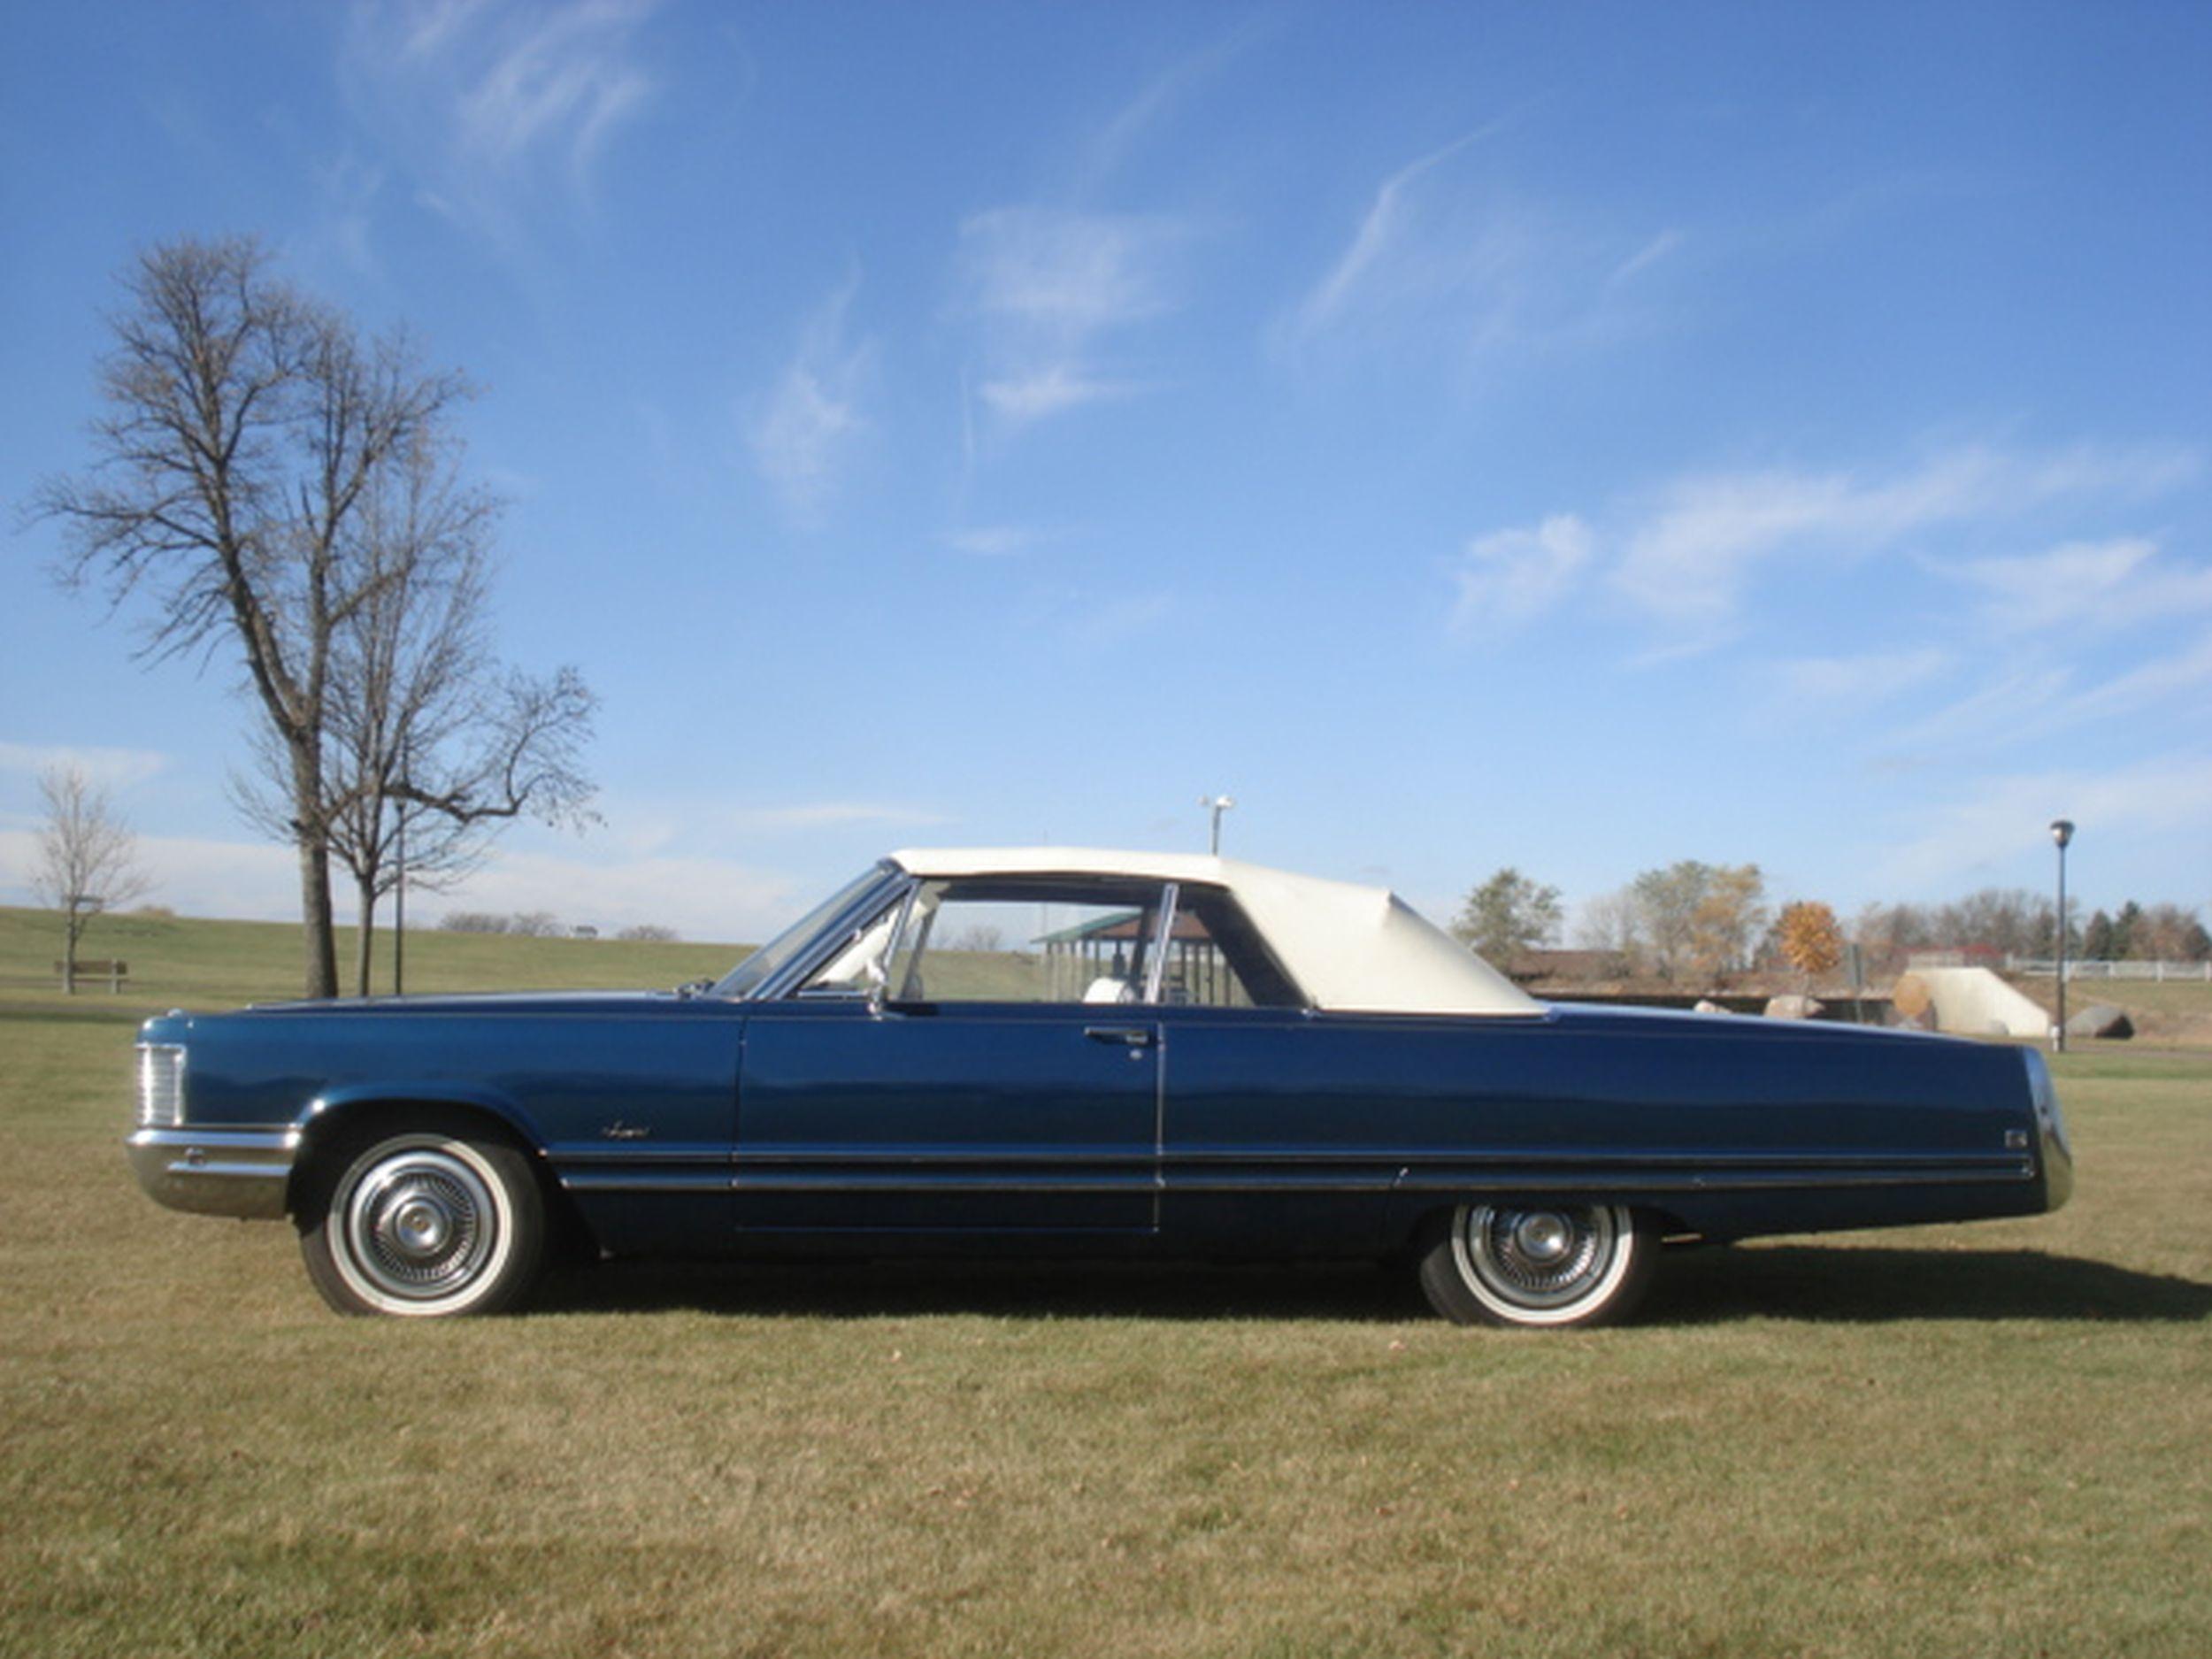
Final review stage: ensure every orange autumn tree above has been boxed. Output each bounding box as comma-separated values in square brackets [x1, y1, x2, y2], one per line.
[1777, 900, 1845, 989]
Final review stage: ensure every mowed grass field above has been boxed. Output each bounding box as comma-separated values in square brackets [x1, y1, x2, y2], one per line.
[2, 909, 2208, 1657]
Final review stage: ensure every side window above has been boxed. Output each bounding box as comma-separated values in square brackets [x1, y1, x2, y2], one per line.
[1162, 887, 1303, 1009]
[886, 879, 1170, 1004]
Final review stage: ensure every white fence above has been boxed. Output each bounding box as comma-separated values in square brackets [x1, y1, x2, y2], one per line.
[2008, 957, 2212, 982]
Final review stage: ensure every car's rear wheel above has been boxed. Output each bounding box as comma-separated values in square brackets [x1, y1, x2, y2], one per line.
[299, 1128, 544, 1317]
[1417, 1202, 1654, 1328]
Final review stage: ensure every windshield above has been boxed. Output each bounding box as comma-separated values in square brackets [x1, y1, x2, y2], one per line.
[712, 864, 898, 999]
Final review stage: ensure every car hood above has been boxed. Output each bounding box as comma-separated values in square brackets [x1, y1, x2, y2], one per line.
[237, 990, 712, 1018]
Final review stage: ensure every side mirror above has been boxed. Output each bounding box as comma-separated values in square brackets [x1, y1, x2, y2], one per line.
[862, 956, 888, 1018]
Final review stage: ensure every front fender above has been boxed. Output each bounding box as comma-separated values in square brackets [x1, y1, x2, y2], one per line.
[287, 1084, 554, 1214]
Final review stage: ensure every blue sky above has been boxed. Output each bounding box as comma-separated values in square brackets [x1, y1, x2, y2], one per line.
[4, 1, 2208, 944]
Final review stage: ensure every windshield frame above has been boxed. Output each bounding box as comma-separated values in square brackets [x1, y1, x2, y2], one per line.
[710, 861, 911, 1000]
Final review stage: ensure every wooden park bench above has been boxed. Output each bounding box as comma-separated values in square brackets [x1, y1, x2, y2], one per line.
[56, 959, 129, 993]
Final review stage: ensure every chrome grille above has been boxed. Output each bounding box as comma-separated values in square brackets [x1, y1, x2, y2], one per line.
[136, 1044, 186, 1127]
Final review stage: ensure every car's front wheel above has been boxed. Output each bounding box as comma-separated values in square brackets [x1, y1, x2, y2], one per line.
[1417, 1202, 1654, 1328]
[299, 1128, 544, 1317]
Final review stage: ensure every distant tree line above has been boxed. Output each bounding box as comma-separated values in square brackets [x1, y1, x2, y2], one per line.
[441, 911, 679, 942]
[1458, 863, 2210, 985]
[1851, 891, 2208, 970]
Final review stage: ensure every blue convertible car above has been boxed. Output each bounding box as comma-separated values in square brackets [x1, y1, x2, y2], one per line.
[127, 848, 2072, 1326]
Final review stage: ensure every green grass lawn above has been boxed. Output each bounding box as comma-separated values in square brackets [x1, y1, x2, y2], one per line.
[2, 910, 2208, 1657]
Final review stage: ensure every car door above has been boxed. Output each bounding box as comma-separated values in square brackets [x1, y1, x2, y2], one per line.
[732, 877, 1171, 1235]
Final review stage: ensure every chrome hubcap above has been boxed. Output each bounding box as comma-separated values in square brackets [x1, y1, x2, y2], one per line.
[1458, 1203, 1624, 1310]
[1514, 1212, 1573, 1263]
[342, 1148, 499, 1302]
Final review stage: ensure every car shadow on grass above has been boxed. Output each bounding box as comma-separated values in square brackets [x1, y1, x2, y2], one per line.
[534, 1256, 1427, 1323]
[1649, 1243, 2212, 1325]
[534, 1245, 2211, 1325]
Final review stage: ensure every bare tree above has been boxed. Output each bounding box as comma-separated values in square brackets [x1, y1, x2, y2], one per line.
[1571, 889, 1643, 967]
[2134, 902, 2208, 962]
[1622, 860, 1765, 983]
[32, 766, 150, 993]
[34, 236, 472, 997]
[234, 431, 595, 995]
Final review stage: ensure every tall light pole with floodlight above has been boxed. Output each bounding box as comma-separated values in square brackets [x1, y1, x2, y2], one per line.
[1201, 795, 1235, 856]
[2050, 818, 2074, 1052]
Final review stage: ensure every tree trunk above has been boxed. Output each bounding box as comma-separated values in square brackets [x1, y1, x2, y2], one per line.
[297, 835, 339, 999]
[355, 875, 378, 999]
[61, 911, 80, 995]
[290, 733, 339, 1000]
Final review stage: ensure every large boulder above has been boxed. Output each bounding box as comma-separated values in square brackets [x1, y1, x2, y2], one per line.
[2065, 1003, 2133, 1041]
[1764, 994, 1825, 1020]
[1890, 973, 1932, 1023]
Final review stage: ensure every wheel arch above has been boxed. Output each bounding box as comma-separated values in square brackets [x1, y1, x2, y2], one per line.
[287, 1090, 596, 1257]
[1391, 1194, 1694, 1256]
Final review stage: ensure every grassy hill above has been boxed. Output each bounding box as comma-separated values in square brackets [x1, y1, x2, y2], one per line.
[0, 904, 749, 1011]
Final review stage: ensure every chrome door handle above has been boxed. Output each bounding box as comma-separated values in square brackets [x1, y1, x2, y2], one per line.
[1084, 1025, 1155, 1048]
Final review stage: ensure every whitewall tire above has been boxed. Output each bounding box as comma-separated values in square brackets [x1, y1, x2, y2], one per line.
[299, 1129, 544, 1317]
[1417, 1202, 1655, 1329]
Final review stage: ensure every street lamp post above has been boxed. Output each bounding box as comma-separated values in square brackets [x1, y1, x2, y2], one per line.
[1200, 795, 1235, 856]
[393, 735, 411, 998]
[2050, 818, 2074, 1052]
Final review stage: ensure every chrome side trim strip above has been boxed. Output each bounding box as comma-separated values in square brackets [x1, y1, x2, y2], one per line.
[560, 1171, 736, 1194]
[1385, 1164, 2032, 1194]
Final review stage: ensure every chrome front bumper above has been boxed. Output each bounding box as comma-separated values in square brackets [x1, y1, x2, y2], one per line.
[127, 1126, 299, 1219]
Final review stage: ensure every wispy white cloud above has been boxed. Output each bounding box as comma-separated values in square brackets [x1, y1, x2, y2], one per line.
[1073, 18, 1269, 192]
[748, 276, 876, 527]
[342, 0, 661, 230]
[1012, 588, 1179, 658]
[1279, 118, 1678, 367]
[298, 149, 389, 280]
[1443, 439, 2202, 663]
[1448, 515, 1594, 639]
[1952, 537, 2212, 634]
[1885, 665, 2076, 752]
[0, 741, 169, 790]
[1893, 628, 2212, 757]
[1067, 591, 1176, 655]
[977, 366, 1143, 425]
[960, 207, 1179, 333]
[1609, 441, 2200, 633]
[1288, 126, 1505, 341]
[939, 525, 1052, 558]
[1771, 647, 1953, 706]
[1608, 228, 1685, 287]
[719, 803, 949, 835]
[956, 207, 1189, 434]
[2067, 629, 2212, 727]
[1878, 752, 2212, 891]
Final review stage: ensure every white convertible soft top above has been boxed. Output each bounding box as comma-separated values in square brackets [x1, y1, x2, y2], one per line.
[889, 847, 1544, 1018]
